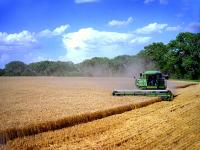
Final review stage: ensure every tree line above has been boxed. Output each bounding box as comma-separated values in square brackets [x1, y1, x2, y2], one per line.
[0, 32, 199, 80]
[0, 56, 145, 77]
[139, 32, 200, 79]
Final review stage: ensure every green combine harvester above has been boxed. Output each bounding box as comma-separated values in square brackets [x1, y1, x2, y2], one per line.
[112, 70, 173, 101]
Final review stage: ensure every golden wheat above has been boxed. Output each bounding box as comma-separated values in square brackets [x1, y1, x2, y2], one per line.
[0, 77, 151, 130]
[0, 77, 158, 144]
[0, 98, 160, 144]
[5, 83, 200, 150]
[0, 77, 197, 149]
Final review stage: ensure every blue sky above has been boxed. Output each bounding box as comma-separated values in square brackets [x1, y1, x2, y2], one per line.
[0, 0, 199, 68]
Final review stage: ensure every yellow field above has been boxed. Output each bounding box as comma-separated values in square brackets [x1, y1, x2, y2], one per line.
[0, 77, 199, 149]
[0, 77, 151, 129]
[0, 77, 159, 144]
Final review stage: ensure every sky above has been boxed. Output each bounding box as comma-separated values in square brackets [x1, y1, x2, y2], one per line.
[0, 0, 199, 68]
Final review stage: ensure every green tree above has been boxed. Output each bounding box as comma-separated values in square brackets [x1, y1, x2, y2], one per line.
[0, 69, 5, 76]
[79, 57, 111, 76]
[141, 42, 169, 72]
[138, 32, 200, 79]
[4, 61, 27, 76]
[168, 32, 200, 79]
[138, 42, 169, 73]
[28, 61, 79, 76]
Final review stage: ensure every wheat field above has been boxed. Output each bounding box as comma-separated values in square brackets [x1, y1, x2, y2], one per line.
[0, 77, 199, 149]
[0, 77, 160, 144]
[0, 77, 153, 130]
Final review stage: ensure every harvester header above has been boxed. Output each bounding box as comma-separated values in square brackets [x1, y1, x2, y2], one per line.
[112, 70, 173, 101]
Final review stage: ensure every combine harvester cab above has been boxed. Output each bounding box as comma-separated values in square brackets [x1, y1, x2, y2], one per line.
[112, 70, 173, 101]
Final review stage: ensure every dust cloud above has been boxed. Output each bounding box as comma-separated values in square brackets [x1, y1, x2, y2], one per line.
[78, 58, 156, 90]
[166, 80, 177, 96]
[81, 58, 155, 78]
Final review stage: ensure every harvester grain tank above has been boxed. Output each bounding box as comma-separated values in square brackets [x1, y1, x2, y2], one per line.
[112, 70, 173, 101]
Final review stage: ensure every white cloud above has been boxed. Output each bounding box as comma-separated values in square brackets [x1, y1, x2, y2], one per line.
[159, 0, 168, 4]
[144, 0, 168, 4]
[0, 24, 71, 67]
[0, 24, 70, 52]
[53, 25, 70, 35]
[144, 0, 155, 4]
[0, 54, 9, 62]
[166, 25, 182, 31]
[62, 28, 151, 62]
[186, 22, 200, 33]
[130, 37, 151, 44]
[108, 17, 133, 27]
[0, 30, 36, 43]
[75, 0, 99, 4]
[0, 30, 37, 51]
[135, 23, 181, 34]
[135, 22, 168, 34]
[39, 24, 70, 37]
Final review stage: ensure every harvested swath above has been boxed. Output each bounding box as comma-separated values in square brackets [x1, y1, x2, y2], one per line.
[7, 84, 200, 150]
[0, 77, 138, 131]
[0, 98, 160, 144]
[175, 83, 198, 89]
[1, 77, 195, 131]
